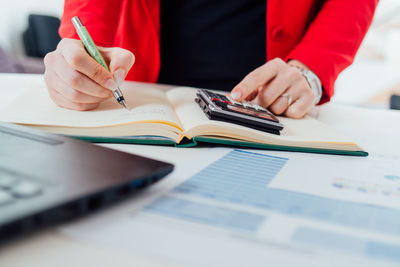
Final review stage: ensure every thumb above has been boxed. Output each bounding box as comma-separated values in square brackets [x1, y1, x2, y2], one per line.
[100, 47, 135, 86]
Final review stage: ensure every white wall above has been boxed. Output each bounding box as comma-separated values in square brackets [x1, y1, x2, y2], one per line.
[359, 0, 400, 62]
[0, 0, 64, 56]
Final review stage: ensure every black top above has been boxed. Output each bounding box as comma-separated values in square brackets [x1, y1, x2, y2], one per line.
[158, 0, 266, 91]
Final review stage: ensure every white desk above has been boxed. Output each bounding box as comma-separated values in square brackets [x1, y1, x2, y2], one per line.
[0, 74, 400, 267]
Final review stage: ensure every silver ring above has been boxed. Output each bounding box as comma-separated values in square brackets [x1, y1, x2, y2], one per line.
[281, 93, 293, 106]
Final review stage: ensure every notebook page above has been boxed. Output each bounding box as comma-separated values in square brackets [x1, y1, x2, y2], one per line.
[0, 82, 182, 129]
[166, 87, 356, 145]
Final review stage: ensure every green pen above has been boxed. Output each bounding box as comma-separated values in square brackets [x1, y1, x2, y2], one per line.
[71, 16, 128, 109]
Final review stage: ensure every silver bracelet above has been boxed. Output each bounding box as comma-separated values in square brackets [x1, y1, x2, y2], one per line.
[293, 66, 323, 105]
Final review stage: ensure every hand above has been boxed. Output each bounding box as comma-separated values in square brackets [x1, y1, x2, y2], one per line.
[44, 38, 135, 111]
[230, 58, 317, 119]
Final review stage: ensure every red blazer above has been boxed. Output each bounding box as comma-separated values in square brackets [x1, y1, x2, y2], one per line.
[59, 0, 378, 104]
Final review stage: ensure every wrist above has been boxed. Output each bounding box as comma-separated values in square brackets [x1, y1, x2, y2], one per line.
[288, 60, 322, 104]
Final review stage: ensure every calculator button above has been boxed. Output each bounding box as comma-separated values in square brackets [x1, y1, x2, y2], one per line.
[0, 173, 18, 189]
[232, 101, 244, 107]
[244, 103, 257, 110]
[209, 92, 218, 98]
[211, 97, 220, 102]
[218, 95, 230, 102]
[252, 103, 267, 111]
[246, 103, 260, 110]
[0, 190, 14, 206]
[11, 181, 43, 198]
[227, 96, 241, 105]
[242, 101, 252, 108]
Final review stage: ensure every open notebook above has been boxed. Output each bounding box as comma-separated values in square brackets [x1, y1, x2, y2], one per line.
[0, 82, 367, 156]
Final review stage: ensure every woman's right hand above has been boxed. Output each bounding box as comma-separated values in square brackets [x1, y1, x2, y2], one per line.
[44, 38, 135, 111]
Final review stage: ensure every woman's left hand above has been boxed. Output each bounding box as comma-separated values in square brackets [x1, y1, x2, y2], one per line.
[230, 58, 317, 119]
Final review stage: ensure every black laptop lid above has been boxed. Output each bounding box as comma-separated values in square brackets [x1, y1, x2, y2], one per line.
[0, 122, 173, 239]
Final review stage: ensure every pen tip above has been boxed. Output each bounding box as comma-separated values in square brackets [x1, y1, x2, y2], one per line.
[121, 100, 129, 110]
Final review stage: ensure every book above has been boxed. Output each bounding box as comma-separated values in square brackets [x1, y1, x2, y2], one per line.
[0, 81, 367, 156]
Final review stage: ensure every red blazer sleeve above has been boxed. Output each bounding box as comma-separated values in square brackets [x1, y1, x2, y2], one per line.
[286, 0, 378, 104]
[59, 0, 123, 47]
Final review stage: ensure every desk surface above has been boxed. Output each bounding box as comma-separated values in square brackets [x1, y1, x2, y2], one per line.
[1, 74, 400, 267]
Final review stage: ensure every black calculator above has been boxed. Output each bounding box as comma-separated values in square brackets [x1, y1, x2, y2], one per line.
[195, 89, 284, 135]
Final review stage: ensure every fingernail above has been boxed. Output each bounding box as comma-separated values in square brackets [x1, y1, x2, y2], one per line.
[231, 91, 241, 100]
[104, 79, 118, 91]
[113, 69, 125, 86]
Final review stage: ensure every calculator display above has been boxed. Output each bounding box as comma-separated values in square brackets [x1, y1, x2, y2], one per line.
[226, 104, 278, 122]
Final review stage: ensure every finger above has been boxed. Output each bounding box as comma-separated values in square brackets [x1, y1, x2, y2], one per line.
[245, 86, 262, 101]
[58, 39, 117, 91]
[253, 76, 292, 109]
[101, 47, 135, 85]
[47, 70, 110, 104]
[230, 58, 286, 101]
[285, 91, 315, 119]
[47, 87, 100, 111]
[53, 51, 113, 98]
[256, 65, 304, 108]
[268, 84, 304, 115]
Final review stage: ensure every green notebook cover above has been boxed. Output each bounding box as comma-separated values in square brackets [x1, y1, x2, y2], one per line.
[70, 135, 368, 157]
[191, 136, 368, 157]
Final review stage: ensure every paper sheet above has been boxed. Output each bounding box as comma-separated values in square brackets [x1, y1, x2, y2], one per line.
[61, 148, 400, 267]
[270, 152, 400, 210]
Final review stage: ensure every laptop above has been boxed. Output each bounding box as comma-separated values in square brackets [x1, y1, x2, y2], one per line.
[0, 122, 174, 240]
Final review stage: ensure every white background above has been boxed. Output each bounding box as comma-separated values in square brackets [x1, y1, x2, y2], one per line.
[0, 0, 63, 55]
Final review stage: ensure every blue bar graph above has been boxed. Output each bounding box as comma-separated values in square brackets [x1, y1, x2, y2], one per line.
[147, 149, 400, 235]
[146, 196, 266, 232]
